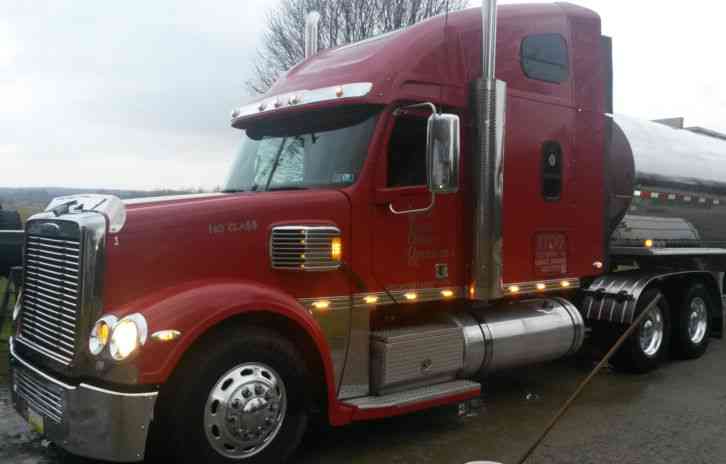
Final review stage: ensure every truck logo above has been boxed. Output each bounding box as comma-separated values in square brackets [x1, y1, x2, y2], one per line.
[209, 220, 258, 235]
[39, 223, 61, 236]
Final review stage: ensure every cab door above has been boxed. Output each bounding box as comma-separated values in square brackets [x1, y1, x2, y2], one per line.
[371, 111, 461, 298]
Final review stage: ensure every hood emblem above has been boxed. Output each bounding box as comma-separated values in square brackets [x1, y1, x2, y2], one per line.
[39, 222, 62, 236]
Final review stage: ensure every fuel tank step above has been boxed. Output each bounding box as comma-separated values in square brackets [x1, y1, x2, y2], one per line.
[343, 379, 480, 410]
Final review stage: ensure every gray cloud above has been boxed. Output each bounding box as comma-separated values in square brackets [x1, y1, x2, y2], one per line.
[1, 0, 272, 189]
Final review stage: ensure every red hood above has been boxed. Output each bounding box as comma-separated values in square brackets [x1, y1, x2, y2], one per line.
[103, 190, 351, 312]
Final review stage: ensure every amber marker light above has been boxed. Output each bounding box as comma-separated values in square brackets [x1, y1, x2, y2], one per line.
[644, 239, 654, 248]
[331, 237, 342, 261]
[151, 330, 181, 343]
[404, 292, 418, 301]
[536, 283, 546, 291]
[364, 295, 379, 304]
[441, 289, 455, 298]
[560, 280, 571, 288]
[508, 285, 520, 294]
[312, 300, 330, 310]
[335, 86, 344, 97]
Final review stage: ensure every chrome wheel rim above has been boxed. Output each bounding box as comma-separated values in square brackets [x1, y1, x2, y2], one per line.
[688, 297, 708, 345]
[204, 363, 287, 459]
[639, 306, 664, 357]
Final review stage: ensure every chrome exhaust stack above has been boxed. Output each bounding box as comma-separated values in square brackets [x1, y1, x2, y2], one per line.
[304, 11, 321, 59]
[471, 0, 507, 301]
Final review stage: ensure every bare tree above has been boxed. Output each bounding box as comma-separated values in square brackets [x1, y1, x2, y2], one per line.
[248, 0, 468, 94]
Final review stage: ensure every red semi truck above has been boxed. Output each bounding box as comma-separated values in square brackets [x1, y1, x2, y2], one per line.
[8, 1, 726, 463]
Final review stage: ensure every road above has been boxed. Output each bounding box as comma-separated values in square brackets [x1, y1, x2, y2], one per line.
[2, 338, 726, 464]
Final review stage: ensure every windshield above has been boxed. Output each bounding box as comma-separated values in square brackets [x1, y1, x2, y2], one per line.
[224, 106, 379, 192]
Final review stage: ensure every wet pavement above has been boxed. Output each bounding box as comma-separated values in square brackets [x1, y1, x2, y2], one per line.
[3, 338, 726, 464]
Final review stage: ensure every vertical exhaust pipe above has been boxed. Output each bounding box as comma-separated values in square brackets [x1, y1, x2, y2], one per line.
[471, 0, 506, 301]
[304, 11, 321, 59]
[481, 0, 497, 83]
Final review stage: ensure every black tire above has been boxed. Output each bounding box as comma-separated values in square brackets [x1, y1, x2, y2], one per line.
[672, 283, 712, 359]
[611, 288, 671, 374]
[153, 326, 309, 464]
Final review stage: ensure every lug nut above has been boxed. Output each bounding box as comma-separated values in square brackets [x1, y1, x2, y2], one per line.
[243, 389, 252, 398]
[232, 399, 241, 409]
[254, 385, 264, 395]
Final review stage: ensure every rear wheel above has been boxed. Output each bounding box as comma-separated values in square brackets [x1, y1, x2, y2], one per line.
[156, 327, 309, 464]
[611, 289, 670, 373]
[672, 283, 712, 359]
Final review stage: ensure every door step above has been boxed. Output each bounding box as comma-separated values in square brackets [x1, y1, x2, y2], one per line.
[343, 380, 481, 420]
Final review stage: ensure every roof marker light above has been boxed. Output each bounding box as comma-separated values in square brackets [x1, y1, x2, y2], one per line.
[404, 292, 417, 301]
[508, 285, 520, 294]
[536, 283, 546, 291]
[312, 300, 330, 310]
[644, 239, 654, 248]
[560, 280, 571, 288]
[335, 86, 344, 97]
[441, 289, 455, 298]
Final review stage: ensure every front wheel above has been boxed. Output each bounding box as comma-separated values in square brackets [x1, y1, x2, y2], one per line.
[157, 327, 309, 464]
[611, 289, 671, 374]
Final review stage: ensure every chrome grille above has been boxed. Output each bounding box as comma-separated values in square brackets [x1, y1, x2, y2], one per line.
[20, 234, 82, 365]
[14, 365, 65, 423]
[270, 226, 341, 271]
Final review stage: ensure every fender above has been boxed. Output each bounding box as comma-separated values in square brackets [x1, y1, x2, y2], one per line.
[582, 270, 723, 336]
[109, 278, 354, 425]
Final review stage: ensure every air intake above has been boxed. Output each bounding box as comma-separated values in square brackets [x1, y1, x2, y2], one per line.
[270, 225, 341, 271]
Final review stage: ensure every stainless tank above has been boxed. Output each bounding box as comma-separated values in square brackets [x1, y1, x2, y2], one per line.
[451, 297, 585, 375]
[607, 114, 726, 250]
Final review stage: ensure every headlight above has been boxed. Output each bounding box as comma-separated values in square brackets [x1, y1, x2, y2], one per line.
[107, 314, 148, 361]
[89, 315, 117, 355]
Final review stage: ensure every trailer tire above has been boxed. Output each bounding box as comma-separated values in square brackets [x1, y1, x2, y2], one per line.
[157, 327, 309, 464]
[672, 283, 711, 359]
[611, 288, 670, 374]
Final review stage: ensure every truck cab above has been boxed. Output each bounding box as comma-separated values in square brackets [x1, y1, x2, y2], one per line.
[8, 3, 726, 464]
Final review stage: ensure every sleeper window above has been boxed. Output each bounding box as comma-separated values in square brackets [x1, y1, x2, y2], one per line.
[387, 116, 428, 187]
[521, 33, 569, 84]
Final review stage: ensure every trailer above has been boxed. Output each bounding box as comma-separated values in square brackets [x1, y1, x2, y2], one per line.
[7, 1, 726, 463]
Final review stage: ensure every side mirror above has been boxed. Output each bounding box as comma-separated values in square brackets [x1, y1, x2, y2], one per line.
[426, 113, 460, 194]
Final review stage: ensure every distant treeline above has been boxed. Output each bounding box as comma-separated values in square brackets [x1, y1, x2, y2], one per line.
[0, 187, 195, 224]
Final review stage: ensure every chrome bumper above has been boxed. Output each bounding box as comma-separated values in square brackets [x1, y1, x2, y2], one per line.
[8, 338, 157, 463]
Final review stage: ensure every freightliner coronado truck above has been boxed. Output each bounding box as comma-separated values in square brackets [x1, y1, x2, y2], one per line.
[8, 1, 726, 462]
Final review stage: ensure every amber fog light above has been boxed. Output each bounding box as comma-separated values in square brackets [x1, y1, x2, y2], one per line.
[89, 315, 118, 356]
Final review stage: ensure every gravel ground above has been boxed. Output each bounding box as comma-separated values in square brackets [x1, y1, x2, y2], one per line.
[2, 337, 726, 464]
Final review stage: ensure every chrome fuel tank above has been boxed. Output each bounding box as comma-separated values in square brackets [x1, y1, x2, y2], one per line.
[606, 114, 726, 251]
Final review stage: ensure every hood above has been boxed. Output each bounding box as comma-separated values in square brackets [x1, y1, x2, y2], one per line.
[102, 190, 352, 311]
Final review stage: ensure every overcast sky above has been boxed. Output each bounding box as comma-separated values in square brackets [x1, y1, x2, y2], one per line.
[1, 0, 723, 190]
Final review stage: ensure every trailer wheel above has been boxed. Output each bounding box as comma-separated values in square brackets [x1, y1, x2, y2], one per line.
[672, 283, 712, 359]
[158, 327, 309, 464]
[611, 289, 671, 373]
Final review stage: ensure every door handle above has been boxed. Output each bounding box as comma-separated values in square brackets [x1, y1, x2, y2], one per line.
[388, 192, 436, 215]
